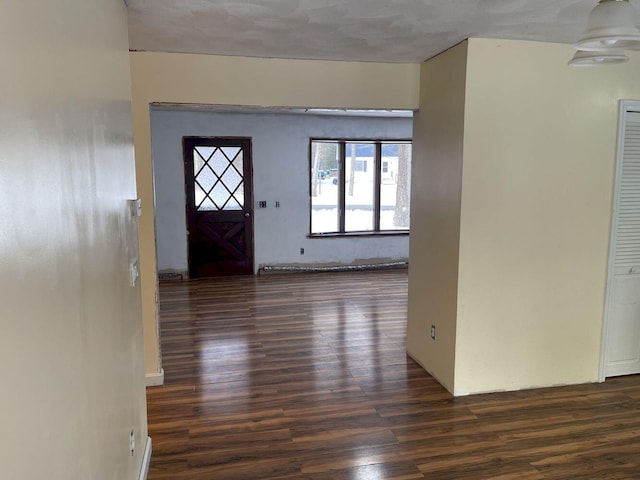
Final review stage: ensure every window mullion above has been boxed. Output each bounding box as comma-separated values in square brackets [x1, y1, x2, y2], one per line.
[308, 140, 313, 235]
[338, 142, 346, 233]
[374, 142, 381, 232]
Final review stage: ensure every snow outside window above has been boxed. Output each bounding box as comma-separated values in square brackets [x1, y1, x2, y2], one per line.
[310, 140, 411, 235]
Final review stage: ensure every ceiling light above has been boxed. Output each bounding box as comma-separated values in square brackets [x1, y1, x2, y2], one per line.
[568, 48, 629, 66]
[575, 0, 640, 51]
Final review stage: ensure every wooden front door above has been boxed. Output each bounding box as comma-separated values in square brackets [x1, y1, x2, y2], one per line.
[183, 137, 254, 277]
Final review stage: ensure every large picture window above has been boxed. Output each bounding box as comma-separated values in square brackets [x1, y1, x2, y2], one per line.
[310, 139, 411, 235]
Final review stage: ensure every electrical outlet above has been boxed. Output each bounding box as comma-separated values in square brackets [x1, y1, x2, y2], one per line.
[430, 325, 436, 340]
[129, 428, 135, 456]
[300, 248, 305, 255]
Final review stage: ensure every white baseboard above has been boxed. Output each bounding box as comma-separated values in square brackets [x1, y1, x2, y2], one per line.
[145, 368, 164, 387]
[138, 436, 152, 480]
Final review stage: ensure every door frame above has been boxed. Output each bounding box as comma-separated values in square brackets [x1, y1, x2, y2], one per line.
[599, 100, 640, 381]
[183, 136, 255, 277]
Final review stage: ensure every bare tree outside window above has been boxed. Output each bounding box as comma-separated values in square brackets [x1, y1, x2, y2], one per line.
[393, 143, 411, 228]
[311, 142, 322, 197]
[348, 143, 356, 197]
[310, 141, 339, 234]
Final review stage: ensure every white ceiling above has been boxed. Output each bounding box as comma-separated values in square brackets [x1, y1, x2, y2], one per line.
[126, 0, 610, 63]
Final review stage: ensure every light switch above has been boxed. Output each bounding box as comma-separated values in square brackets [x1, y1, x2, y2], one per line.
[128, 199, 142, 218]
[130, 259, 140, 287]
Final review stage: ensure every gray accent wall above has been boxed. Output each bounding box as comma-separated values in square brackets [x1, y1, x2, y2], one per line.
[151, 108, 412, 274]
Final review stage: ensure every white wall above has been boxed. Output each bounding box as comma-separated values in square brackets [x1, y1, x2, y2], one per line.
[151, 108, 412, 273]
[0, 0, 147, 478]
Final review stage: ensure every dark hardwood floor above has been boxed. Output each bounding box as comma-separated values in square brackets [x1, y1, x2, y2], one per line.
[147, 270, 640, 479]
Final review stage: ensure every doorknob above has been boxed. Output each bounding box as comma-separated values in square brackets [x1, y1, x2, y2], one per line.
[245, 212, 250, 218]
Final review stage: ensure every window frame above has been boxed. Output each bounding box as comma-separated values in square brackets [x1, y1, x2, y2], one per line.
[308, 138, 411, 237]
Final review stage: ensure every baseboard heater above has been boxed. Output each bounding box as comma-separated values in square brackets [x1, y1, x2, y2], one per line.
[158, 272, 186, 280]
[259, 261, 408, 275]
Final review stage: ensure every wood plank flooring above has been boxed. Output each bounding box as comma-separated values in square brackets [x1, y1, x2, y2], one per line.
[147, 270, 640, 479]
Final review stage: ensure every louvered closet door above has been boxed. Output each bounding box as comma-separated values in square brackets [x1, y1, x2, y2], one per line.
[605, 110, 640, 377]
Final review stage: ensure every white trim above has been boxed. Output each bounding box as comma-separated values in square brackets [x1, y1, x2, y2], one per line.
[145, 368, 164, 387]
[599, 100, 640, 382]
[151, 103, 415, 118]
[138, 437, 152, 480]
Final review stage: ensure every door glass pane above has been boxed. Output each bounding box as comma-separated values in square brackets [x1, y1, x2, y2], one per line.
[210, 149, 228, 175]
[345, 142, 374, 232]
[311, 141, 339, 233]
[225, 196, 242, 210]
[194, 146, 215, 163]
[222, 167, 242, 193]
[193, 145, 245, 211]
[198, 196, 216, 211]
[195, 165, 216, 192]
[380, 143, 411, 230]
[232, 151, 244, 176]
[231, 181, 245, 209]
[211, 182, 230, 208]
[223, 147, 242, 162]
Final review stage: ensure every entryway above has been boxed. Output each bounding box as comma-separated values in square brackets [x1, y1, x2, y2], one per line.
[183, 136, 254, 277]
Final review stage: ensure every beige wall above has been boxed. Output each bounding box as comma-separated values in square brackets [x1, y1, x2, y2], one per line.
[409, 37, 640, 396]
[407, 42, 468, 393]
[130, 51, 421, 377]
[0, 0, 147, 478]
[454, 39, 640, 395]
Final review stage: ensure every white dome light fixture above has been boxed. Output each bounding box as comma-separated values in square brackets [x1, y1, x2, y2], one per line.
[568, 48, 629, 66]
[575, 0, 640, 51]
